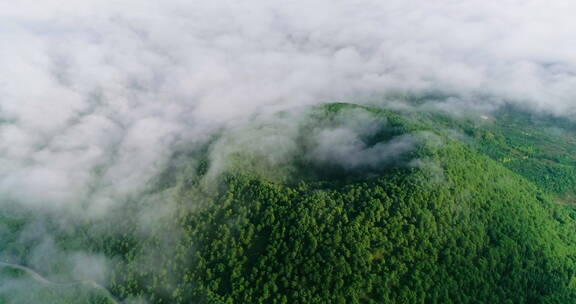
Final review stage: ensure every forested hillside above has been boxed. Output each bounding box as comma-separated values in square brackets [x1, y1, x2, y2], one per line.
[415, 104, 576, 200]
[2, 104, 576, 304]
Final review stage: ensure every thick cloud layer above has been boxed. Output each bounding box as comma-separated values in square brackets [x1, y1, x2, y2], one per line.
[1, 0, 576, 214]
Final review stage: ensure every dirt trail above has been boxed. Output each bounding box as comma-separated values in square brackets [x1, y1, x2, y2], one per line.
[0, 261, 122, 304]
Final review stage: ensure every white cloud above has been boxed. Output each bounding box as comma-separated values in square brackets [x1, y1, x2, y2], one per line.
[1, 0, 575, 213]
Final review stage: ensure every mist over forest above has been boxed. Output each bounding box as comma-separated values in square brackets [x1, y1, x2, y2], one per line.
[2, 1, 576, 303]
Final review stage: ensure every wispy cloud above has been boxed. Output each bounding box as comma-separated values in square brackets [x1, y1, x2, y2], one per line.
[1, 0, 575, 213]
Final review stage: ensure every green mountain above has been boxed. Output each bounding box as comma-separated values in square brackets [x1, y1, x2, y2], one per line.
[3, 103, 576, 304]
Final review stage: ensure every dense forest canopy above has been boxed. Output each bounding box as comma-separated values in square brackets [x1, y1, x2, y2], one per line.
[4, 1, 576, 303]
[2, 103, 576, 303]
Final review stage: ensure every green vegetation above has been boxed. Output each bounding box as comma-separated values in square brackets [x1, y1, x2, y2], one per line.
[419, 104, 576, 201]
[3, 103, 576, 303]
[172, 148, 576, 303]
[0, 266, 114, 304]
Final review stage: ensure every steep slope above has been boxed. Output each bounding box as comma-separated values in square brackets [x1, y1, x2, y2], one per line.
[106, 104, 576, 303]
[414, 104, 576, 201]
[3, 104, 576, 304]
